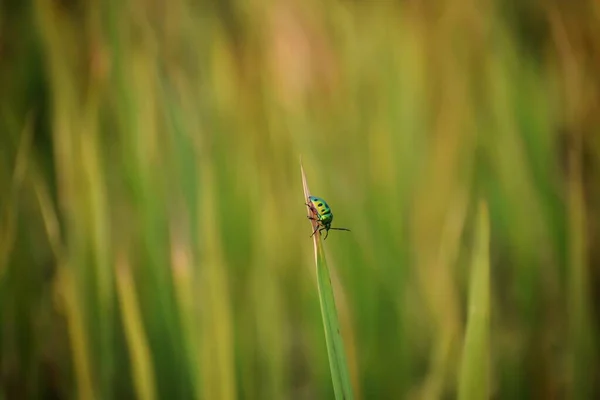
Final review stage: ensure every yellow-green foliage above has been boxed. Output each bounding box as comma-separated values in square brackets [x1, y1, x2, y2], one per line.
[1, 0, 599, 399]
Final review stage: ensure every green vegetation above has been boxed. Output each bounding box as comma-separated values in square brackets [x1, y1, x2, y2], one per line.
[302, 161, 354, 400]
[1, 0, 600, 399]
[458, 202, 490, 400]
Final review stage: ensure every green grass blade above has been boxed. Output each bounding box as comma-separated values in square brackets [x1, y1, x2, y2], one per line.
[116, 253, 158, 400]
[567, 142, 595, 398]
[458, 201, 490, 400]
[301, 158, 355, 400]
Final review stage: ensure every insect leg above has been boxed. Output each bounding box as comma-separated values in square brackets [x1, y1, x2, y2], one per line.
[310, 225, 320, 238]
[321, 228, 329, 240]
[306, 203, 317, 212]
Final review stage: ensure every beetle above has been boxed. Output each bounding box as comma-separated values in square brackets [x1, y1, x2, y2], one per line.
[305, 195, 351, 240]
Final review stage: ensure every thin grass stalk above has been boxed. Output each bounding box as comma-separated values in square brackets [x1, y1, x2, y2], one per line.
[116, 253, 158, 400]
[567, 137, 595, 398]
[457, 201, 490, 400]
[0, 117, 33, 278]
[198, 165, 237, 400]
[56, 264, 97, 400]
[300, 158, 354, 400]
[170, 228, 203, 400]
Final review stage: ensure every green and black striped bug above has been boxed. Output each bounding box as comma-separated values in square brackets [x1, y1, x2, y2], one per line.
[306, 195, 351, 240]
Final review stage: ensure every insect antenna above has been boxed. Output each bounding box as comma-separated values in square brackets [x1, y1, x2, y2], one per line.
[329, 227, 351, 232]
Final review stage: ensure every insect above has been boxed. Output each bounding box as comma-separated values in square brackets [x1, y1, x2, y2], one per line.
[305, 195, 351, 240]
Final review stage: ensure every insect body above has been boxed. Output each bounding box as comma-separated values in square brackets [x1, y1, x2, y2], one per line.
[306, 195, 351, 240]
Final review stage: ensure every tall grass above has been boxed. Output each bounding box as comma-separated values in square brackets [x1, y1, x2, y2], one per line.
[302, 161, 354, 399]
[1, 0, 600, 399]
[458, 202, 490, 400]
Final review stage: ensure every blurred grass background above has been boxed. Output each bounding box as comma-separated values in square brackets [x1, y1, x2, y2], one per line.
[1, 0, 600, 399]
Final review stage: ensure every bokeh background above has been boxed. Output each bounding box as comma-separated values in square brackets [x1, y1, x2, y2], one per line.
[1, 0, 600, 399]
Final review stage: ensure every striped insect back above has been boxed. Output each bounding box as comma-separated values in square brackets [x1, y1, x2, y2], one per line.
[306, 195, 351, 240]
